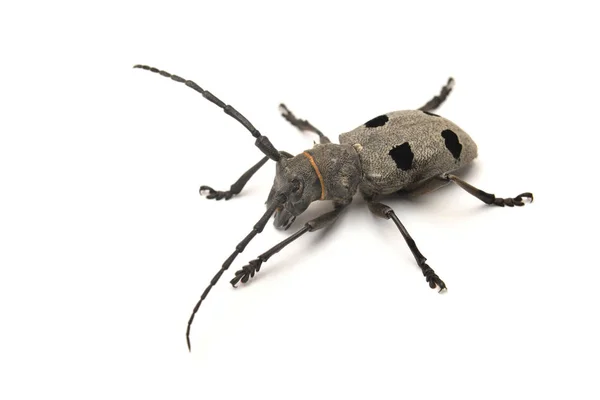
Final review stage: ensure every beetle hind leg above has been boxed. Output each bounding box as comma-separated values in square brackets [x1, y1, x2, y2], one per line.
[418, 77, 455, 113]
[440, 174, 534, 207]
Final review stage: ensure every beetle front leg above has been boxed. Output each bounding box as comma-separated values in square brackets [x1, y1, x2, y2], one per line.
[199, 156, 269, 200]
[368, 201, 446, 292]
[231, 200, 350, 286]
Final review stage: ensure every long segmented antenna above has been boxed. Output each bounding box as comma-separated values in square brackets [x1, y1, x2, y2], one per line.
[185, 189, 293, 351]
[134, 64, 282, 161]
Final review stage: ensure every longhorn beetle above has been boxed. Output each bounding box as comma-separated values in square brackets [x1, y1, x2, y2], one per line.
[134, 64, 533, 351]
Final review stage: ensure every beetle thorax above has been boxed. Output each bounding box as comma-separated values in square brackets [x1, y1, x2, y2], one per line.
[307, 143, 362, 201]
[267, 144, 362, 229]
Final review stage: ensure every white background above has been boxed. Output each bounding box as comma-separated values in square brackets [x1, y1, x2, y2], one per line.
[1, 1, 599, 399]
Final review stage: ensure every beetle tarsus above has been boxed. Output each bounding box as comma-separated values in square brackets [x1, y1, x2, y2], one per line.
[231, 258, 263, 287]
[199, 185, 235, 201]
[515, 192, 534, 204]
[492, 192, 534, 207]
[422, 263, 447, 292]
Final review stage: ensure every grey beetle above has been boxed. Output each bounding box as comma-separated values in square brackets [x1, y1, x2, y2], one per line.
[134, 65, 533, 351]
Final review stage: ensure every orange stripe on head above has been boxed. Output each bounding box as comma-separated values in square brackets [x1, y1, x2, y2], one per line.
[302, 152, 326, 200]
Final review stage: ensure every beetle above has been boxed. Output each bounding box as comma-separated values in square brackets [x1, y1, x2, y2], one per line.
[134, 64, 533, 351]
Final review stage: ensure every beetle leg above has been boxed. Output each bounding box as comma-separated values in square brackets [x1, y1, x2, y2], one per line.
[279, 103, 332, 144]
[368, 201, 446, 292]
[418, 77, 455, 113]
[199, 156, 269, 201]
[231, 200, 350, 287]
[440, 174, 534, 207]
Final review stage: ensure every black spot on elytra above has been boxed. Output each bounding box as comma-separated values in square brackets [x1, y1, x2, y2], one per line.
[423, 111, 441, 117]
[389, 142, 414, 171]
[364, 114, 389, 128]
[441, 129, 462, 159]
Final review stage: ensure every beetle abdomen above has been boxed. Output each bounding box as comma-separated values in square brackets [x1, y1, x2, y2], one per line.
[339, 110, 478, 196]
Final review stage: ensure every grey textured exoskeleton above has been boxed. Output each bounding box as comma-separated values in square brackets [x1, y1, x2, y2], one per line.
[134, 65, 533, 351]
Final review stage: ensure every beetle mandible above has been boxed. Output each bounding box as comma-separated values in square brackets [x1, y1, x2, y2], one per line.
[134, 64, 533, 351]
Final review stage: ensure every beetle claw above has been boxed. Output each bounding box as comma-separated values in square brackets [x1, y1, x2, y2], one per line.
[422, 263, 447, 293]
[200, 185, 236, 201]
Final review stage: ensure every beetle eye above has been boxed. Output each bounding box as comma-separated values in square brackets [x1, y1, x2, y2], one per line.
[292, 180, 302, 193]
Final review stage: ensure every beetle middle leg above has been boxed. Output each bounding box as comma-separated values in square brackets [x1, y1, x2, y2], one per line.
[368, 201, 446, 292]
[440, 174, 534, 207]
[230, 200, 350, 286]
[200, 156, 269, 200]
[418, 77, 455, 113]
[279, 103, 332, 144]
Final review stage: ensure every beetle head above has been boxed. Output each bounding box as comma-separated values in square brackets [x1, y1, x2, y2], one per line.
[266, 154, 322, 230]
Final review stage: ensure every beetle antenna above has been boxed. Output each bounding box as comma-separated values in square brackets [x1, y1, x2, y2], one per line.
[185, 187, 295, 351]
[134, 64, 281, 161]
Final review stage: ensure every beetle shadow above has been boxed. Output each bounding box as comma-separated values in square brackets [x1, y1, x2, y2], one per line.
[401, 164, 476, 198]
[232, 163, 495, 287]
